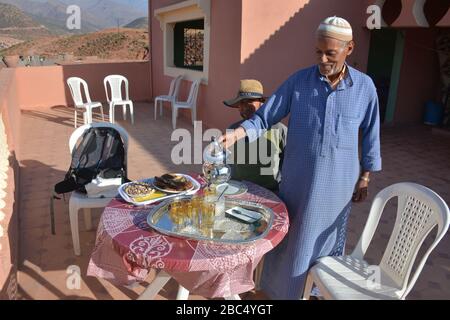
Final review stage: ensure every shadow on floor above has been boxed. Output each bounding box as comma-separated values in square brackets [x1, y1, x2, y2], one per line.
[17, 159, 141, 300]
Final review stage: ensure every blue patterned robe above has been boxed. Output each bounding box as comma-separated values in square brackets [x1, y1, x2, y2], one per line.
[241, 65, 382, 299]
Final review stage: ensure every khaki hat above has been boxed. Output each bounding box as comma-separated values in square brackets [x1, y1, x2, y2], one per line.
[223, 79, 266, 108]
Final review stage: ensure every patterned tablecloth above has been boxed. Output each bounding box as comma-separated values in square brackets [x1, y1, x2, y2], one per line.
[87, 175, 289, 298]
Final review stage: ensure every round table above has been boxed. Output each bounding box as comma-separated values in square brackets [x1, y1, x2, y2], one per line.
[88, 175, 289, 299]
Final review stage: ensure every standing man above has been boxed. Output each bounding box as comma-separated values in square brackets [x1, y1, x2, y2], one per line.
[224, 80, 287, 192]
[220, 17, 382, 299]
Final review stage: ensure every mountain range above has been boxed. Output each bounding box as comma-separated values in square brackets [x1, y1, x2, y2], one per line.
[0, 0, 148, 33]
[124, 17, 149, 29]
[0, 1, 149, 58]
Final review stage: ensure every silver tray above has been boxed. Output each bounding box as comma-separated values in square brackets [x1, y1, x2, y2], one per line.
[147, 196, 274, 244]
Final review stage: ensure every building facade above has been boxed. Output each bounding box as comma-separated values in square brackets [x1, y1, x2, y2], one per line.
[149, 0, 450, 129]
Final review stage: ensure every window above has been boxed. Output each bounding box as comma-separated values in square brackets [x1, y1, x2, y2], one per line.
[174, 19, 204, 71]
[155, 0, 210, 83]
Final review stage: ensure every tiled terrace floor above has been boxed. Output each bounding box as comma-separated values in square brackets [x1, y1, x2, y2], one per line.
[16, 103, 450, 300]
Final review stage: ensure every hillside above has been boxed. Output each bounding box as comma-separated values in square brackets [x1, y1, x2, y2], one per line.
[124, 17, 149, 29]
[0, 2, 41, 28]
[0, 2, 53, 42]
[0, 36, 23, 51]
[0, 28, 149, 61]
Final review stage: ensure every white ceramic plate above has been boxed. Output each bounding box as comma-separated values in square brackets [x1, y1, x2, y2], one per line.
[118, 175, 200, 206]
[216, 180, 248, 196]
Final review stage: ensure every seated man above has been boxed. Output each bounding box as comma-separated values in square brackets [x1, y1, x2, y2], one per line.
[224, 80, 287, 192]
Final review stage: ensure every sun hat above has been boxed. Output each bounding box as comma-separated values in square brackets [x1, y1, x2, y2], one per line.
[223, 79, 266, 108]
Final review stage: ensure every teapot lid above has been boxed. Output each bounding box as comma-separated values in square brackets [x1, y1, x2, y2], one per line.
[203, 137, 231, 164]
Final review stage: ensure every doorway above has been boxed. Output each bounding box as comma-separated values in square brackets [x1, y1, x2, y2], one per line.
[367, 29, 404, 124]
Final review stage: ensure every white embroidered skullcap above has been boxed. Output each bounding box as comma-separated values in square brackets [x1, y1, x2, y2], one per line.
[317, 16, 353, 42]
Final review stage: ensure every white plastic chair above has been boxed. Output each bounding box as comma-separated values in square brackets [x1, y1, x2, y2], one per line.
[302, 183, 450, 300]
[172, 79, 201, 130]
[67, 77, 105, 128]
[68, 123, 129, 256]
[104, 75, 134, 125]
[154, 75, 183, 120]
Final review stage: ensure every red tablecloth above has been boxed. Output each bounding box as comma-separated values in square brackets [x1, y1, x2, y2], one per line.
[87, 175, 289, 298]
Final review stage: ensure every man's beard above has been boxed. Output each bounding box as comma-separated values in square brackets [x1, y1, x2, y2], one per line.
[319, 64, 339, 77]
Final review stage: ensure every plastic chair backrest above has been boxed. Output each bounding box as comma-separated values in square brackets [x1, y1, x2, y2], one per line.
[104, 75, 129, 103]
[186, 79, 201, 106]
[67, 77, 92, 106]
[351, 182, 450, 299]
[173, 75, 183, 100]
[167, 75, 183, 98]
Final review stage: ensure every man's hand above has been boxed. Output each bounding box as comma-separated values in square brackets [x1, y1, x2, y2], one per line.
[218, 127, 247, 149]
[352, 179, 369, 203]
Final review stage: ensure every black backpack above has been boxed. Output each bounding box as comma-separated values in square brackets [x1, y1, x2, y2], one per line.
[51, 127, 127, 234]
[55, 126, 127, 194]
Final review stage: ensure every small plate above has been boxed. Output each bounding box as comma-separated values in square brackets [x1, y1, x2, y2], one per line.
[118, 176, 200, 206]
[216, 181, 248, 196]
[152, 174, 195, 194]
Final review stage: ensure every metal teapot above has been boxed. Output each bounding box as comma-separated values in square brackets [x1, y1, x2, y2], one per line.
[202, 137, 231, 186]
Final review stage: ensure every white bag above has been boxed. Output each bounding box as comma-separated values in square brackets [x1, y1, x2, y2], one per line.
[84, 177, 122, 198]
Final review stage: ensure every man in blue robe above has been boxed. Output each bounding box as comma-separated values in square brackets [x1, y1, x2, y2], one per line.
[220, 16, 382, 299]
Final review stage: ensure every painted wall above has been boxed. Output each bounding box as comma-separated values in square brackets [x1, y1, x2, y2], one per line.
[0, 69, 21, 300]
[150, 0, 242, 130]
[14, 61, 152, 110]
[366, 0, 450, 27]
[14, 67, 66, 109]
[0, 70, 21, 154]
[394, 28, 442, 124]
[151, 0, 372, 130]
[203, 0, 243, 130]
[240, 0, 371, 104]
